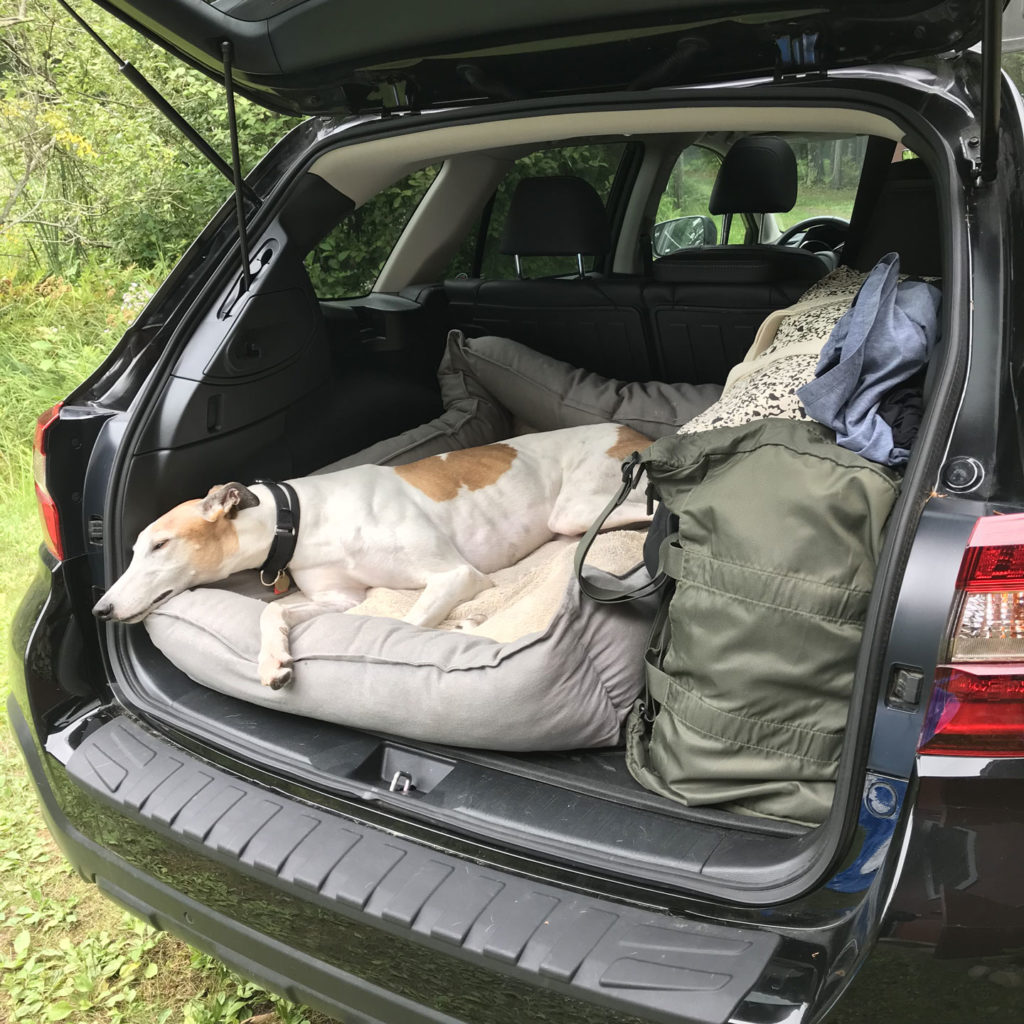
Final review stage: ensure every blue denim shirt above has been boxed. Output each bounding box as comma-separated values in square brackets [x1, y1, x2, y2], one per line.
[797, 253, 941, 466]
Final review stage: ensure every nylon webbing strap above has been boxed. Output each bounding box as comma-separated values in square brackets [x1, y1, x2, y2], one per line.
[575, 453, 666, 604]
[644, 661, 673, 707]
[661, 539, 685, 581]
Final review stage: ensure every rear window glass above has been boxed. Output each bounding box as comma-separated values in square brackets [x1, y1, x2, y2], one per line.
[305, 165, 440, 297]
[655, 145, 727, 251]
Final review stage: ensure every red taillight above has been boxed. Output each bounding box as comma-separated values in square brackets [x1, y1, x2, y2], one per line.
[956, 543, 1024, 592]
[919, 666, 1024, 756]
[33, 402, 64, 560]
[919, 514, 1024, 756]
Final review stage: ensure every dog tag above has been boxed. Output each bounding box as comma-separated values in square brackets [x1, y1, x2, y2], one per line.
[272, 570, 291, 595]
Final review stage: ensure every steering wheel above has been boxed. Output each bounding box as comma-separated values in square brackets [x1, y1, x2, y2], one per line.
[776, 215, 850, 250]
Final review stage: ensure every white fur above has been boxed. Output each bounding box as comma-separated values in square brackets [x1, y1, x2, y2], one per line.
[94, 423, 651, 688]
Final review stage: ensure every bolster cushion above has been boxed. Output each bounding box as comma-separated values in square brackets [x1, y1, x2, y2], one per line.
[145, 564, 657, 751]
[319, 330, 722, 471]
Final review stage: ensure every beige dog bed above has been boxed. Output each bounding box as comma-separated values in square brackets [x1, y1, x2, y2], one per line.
[145, 531, 655, 750]
[142, 333, 713, 751]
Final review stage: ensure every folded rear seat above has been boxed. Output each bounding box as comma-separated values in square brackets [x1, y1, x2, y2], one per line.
[446, 175, 655, 381]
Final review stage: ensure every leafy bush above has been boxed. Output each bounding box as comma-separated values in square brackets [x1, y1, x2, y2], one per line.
[0, 1, 296, 279]
[305, 164, 440, 296]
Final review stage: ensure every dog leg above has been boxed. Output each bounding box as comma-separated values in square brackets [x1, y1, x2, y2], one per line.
[258, 600, 297, 690]
[403, 564, 492, 628]
[257, 589, 363, 689]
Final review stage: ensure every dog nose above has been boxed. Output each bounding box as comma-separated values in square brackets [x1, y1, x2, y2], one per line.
[93, 600, 114, 621]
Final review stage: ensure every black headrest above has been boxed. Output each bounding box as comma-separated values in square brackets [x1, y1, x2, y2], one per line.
[849, 159, 941, 277]
[709, 137, 798, 215]
[500, 176, 610, 257]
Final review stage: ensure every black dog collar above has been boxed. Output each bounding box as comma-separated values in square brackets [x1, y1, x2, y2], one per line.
[255, 480, 300, 587]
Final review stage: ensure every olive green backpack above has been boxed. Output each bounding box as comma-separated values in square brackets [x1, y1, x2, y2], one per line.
[576, 418, 900, 825]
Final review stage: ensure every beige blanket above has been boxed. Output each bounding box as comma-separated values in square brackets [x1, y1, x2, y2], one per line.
[349, 528, 648, 642]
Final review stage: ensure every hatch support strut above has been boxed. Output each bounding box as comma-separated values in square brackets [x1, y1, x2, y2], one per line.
[221, 42, 252, 293]
[54, 0, 260, 206]
[980, 0, 1003, 182]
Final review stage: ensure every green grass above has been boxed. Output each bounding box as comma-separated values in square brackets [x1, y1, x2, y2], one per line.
[775, 182, 860, 231]
[0, 269, 338, 1024]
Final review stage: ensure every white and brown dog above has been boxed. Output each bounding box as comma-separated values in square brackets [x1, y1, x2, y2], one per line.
[93, 422, 652, 688]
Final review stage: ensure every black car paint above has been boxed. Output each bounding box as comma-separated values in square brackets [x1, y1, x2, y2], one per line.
[85, 0, 994, 115]
[10, 680, 1024, 1023]
[10, 47, 1024, 1024]
[97, 73, 973, 898]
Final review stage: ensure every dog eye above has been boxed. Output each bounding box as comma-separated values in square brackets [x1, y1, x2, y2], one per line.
[151, 538, 170, 552]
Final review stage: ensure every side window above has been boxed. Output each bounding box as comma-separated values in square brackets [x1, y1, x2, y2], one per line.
[654, 137, 871, 255]
[305, 165, 440, 298]
[445, 142, 629, 280]
[775, 136, 867, 232]
[654, 146, 724, 256]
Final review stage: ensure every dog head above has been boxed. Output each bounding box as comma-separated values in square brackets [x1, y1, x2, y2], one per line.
[92, 482, 260, 623]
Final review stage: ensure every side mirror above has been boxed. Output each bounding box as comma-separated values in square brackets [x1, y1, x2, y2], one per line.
[652, 215, 718, 256]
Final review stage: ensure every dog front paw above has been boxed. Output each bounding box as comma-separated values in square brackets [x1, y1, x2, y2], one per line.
[259, 653, 293, 690]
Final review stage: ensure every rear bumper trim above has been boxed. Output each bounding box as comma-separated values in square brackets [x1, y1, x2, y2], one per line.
[13, 702, 781, 1024]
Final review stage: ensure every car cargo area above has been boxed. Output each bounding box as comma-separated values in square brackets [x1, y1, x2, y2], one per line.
[92, 96, 953, 902]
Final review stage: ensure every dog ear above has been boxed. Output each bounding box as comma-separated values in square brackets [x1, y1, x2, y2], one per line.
[198, 482, 260, 522]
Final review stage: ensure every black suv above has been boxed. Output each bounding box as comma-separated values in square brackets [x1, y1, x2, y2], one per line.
[11, 2, 1024, 1022]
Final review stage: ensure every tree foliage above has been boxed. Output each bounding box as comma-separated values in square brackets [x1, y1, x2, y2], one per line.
[6, 2, 1024, 288]
[0, 0, 296, 278]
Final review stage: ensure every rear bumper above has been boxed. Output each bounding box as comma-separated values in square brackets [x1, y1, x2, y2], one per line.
[10, 698, 446, 1024]
[13, 563, 1024, 1023]
[8, 696, 786, 1024]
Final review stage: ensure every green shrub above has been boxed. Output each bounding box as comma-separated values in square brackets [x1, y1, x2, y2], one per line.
[0, 2, 296, 280]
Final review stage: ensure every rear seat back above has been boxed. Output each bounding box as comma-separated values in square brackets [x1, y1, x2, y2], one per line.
[843, 154, 943, 405]
[446, 176, 654, 381]
[644, 254, 825, 382]
[645, 137, 830, 383]
[442, 152, 937, 389]
[845, 157, 941, 277]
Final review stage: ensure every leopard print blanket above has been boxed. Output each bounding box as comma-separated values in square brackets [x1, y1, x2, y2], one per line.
[678, 266, 871, 436]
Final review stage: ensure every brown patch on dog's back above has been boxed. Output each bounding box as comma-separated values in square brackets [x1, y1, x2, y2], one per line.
[395, 443, 518, 502]
[607, 425, 652, 460]
[154, 499, 239, 572]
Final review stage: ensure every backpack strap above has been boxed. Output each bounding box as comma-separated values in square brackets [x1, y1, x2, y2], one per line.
[575, 452, 667, 604]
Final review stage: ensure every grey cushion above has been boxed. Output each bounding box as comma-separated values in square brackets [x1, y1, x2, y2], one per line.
[146, 566, 657, 751]
[457, 334, 722, 439]
[320, 330, 723, 472]
[319, 330, 514, 471]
